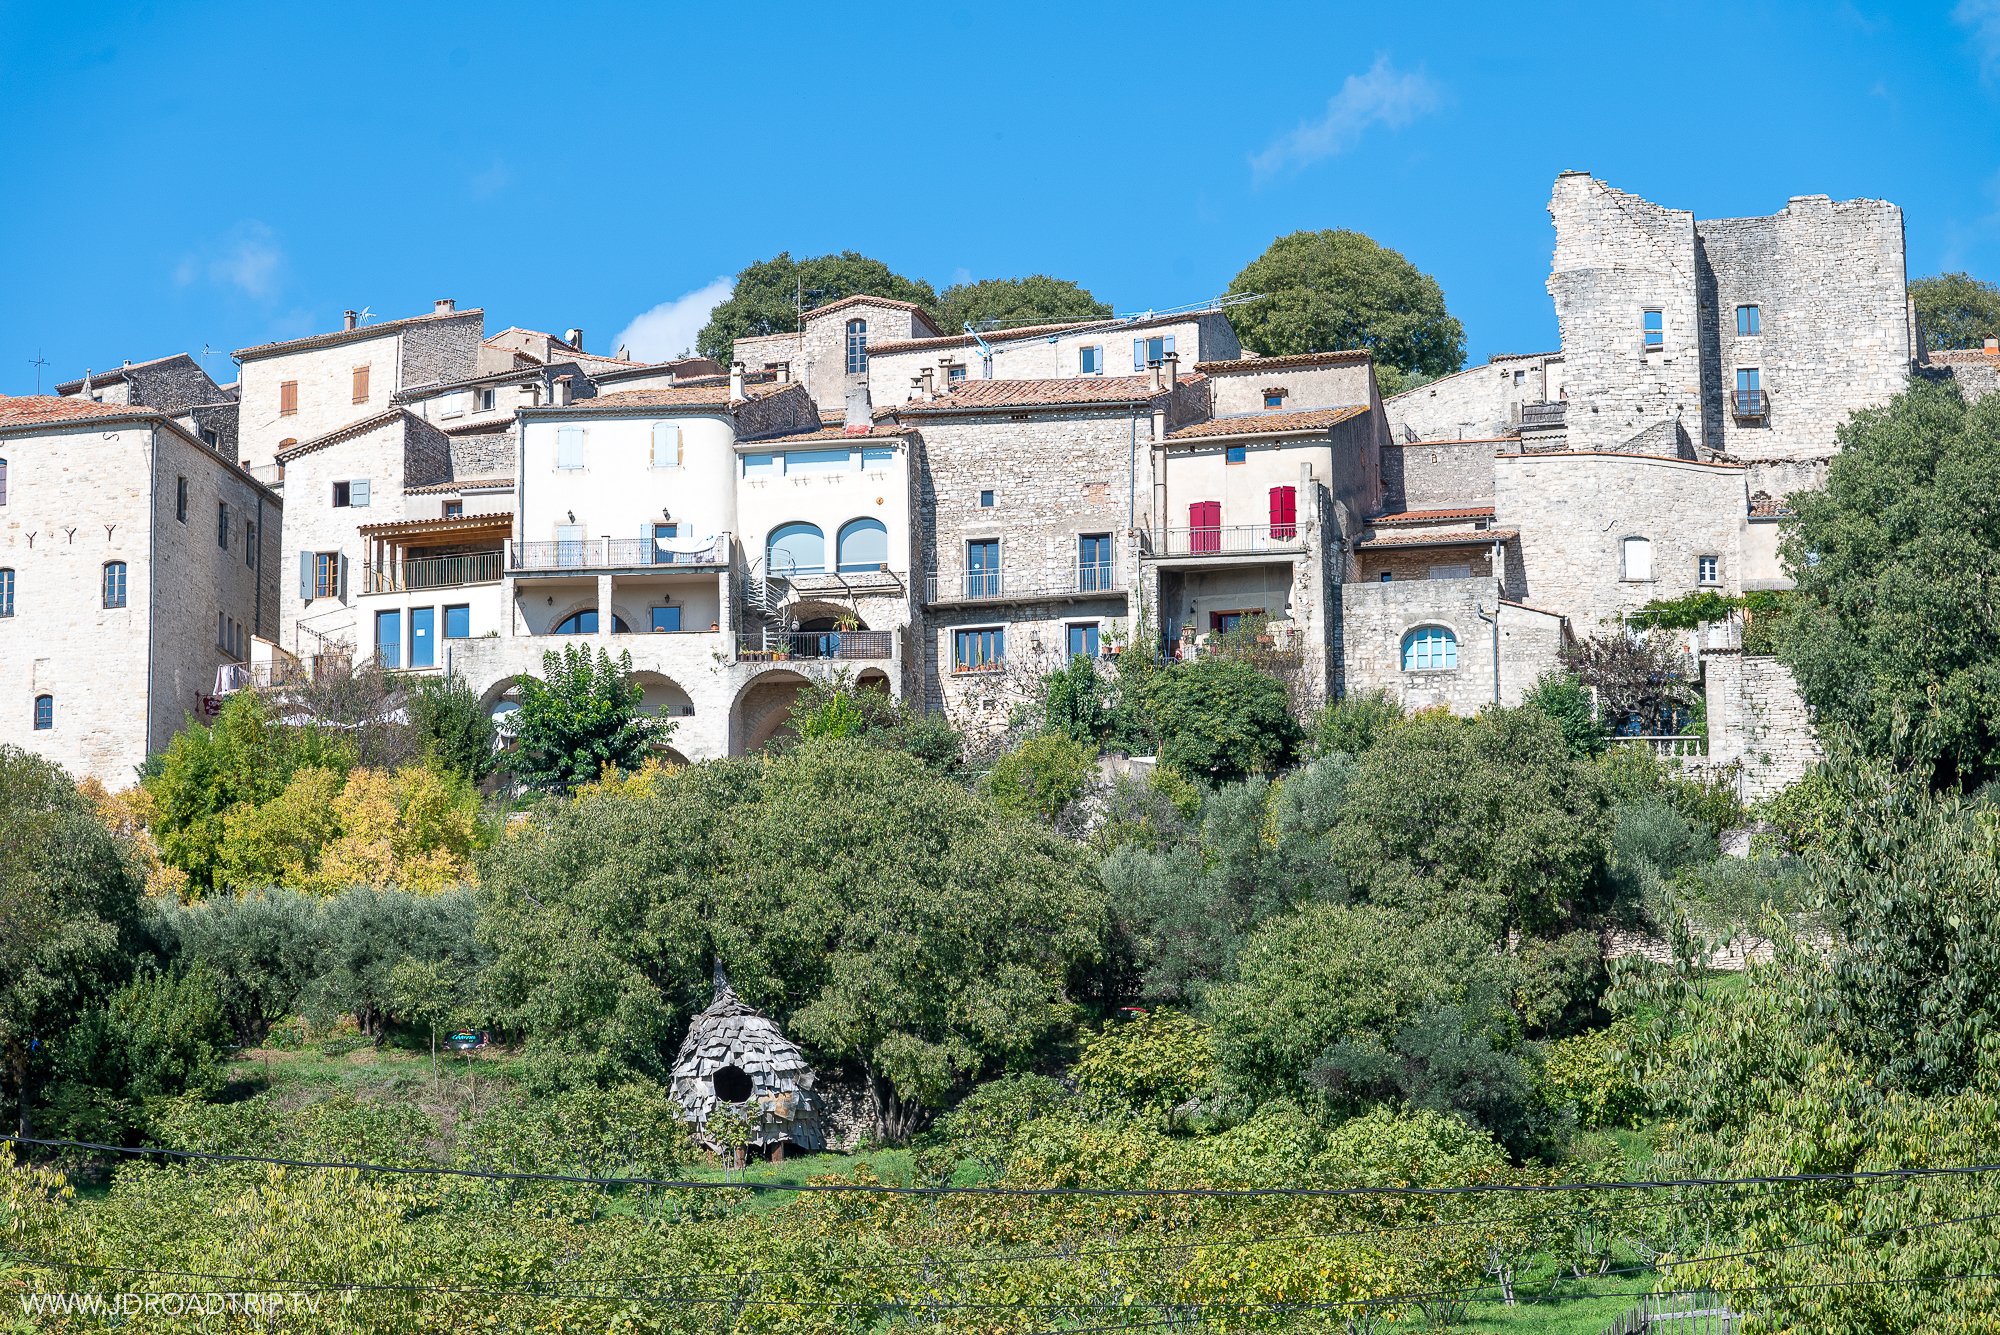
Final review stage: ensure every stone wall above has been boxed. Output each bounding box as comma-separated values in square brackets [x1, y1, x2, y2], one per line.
[1701, 650, 1823, 798]
[732, 383, 821, 441]
[279, 417, 433, 653]
[398, 312, 486, 390]
[1337, 576, 1563, 713]
[183, 402, 240, 461]
[447, 426, 514, 480]
[403, 415, 454, 491]
[1204, 356, 1374, 418]
[1379, 441, 1495, 512]
[1384, 352, 1557, 441]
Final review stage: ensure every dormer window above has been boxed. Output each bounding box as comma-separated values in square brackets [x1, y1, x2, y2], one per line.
[1263, 389, 1286, 409]
[845, 319, 868, 375]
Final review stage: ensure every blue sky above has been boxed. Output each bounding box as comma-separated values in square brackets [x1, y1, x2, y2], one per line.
[3, 0, 1998, 394]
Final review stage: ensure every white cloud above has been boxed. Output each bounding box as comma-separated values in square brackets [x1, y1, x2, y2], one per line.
[1959, 0, 2000, 76]
[1250, 57, 1444, 180]
[614, 277, 734, 362]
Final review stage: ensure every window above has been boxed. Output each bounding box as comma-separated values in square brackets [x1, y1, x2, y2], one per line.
[652, 422, 681, 468]
[1379, 571, 1392, 582]
[767, 522, 825, 574]
[1226, 445, 1247, 464]
[33, 695, 51, 731]
[443, 501, 463, 518]
[1623, 536, 1653, 581]
[103, 561, 127, 608]
[1643, 310, 1663, 350]
[1067, 624, 1099, 658]
[557, 427, 584, 469]
[245, 522, 256, 566]
[1264, 393, 1284, 409]
[948, 363, 967, 382]
[741, 453, 778, 477]
[444, 604, 470, 639]
[1402, 626, 1458, 670]
[1428, 564, 1472, 580]
[313, 552, 341, 600]
[1079, 346, 1101, 375]
[1699, 555, 1720, 584]
[439, 391, 467, 419]
[862, 445, 895, 467]
[279, 381, 298, 415]
[1736, 305, 1760, 336]
[333, 481, 350, 508]
[1212, 612, 1247, 634]
[1735, 367, 1764, 416]
[1189, 501, 1221, 553]
[410, 607, 435, 668]
[652, 605, 682, 632]
[175, 476, 186, 522]
[478, 388, 496, 411]
[1079, 534, 1113, 591]
[352, 365, 370, 404]
[1268, 486, 1297, 539]
[845, 319, 868, 375]
[955, 627, 1003, 671]
[0, 569, 13, 617]
[555, 610, 630, 634]
[788, 448, 850, 475]
[650, 523, 681, 565]
[1513, 371, 1525, 386]
[967, 539, 1000, 596]
[1133, 334, 1174, 370]
[217, 502, 230, 550]
[837, 517, 889, 573]
[376, 610, 402, 668]
[979, 490, 995, 508]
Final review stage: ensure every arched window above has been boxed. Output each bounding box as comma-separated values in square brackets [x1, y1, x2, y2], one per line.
[836, 517, 889, 573]
[845, 319, 867, 375]
[0, 569, 13, 618]
[103, 561, 127, 609]
[33, 695, 52, 730]
[1622, 536, 1653, 581]
[555, 610, 630, 634]
[651, 421, 681, 468]
[768, 522, 825, 574]
[1402, 625, 1457, 670]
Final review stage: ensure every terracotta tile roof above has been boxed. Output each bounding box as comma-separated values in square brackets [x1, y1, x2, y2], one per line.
[1747, 492, 1795, 518]
[1391, 436, 1517, 447]
[1355, 529, 1517, 548]
[235, 308, 484, 362]
[799, 293, 943, 337]
[533, 384, 785, 411]
[1167, 404, 1369, 439]
[404, 477, 514, 495]
[440, 418, 515, 435]
[886, 374, 1191, 416]
[276, 408, 415, 462]
[1194, 350, 1372, 373]
[0, 396, 142, 428]
[1369, 506, 1497, 525]
[1486, 350, 1562, 364]
[53, 352, 202, 395]
[745, 423, 915, 443]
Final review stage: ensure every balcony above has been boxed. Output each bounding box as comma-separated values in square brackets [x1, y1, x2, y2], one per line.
[510, 535, 727, 571]
[365, 551, 502, 593]
[1143, 524, 1307, 558]
[1731, 389, 1769, 420]
[923, 562, 1125, 606]
[1520, 401, 1566, 429]
[736, 630, 894, 661]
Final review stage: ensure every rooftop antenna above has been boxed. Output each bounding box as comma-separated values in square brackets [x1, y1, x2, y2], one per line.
[28, 351, 48, 394]
[357, 307, 374, 325]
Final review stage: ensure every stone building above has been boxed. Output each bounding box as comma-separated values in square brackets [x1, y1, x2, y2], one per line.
[733, 295, 945, 418]
[670, 969, 826, 1159]
[55, 353, 242, 463]
[0, 397, 280, 783]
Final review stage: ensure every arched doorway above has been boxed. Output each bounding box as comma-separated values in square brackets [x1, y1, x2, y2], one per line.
[731, 669, 811, 755]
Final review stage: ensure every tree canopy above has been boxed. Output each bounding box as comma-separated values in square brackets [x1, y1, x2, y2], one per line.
[695, 252, 938, 362]
[508, 645, 670, 794]
[1224, 229, 1465, 379]
[1910, 271, 2000, 352]
[930, 275, 1111, 335]
[1779, 376, 2000, 786]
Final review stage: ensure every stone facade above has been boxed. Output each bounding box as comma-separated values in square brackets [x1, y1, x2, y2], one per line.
[1700, 649, 1824, 798]
[56, 353, 233, 416]
[732, 295, 942, 417]
[1379, 440, 1496, 512]
[1383, 352, 1561, 442]
[1338, 576, 1565, 713]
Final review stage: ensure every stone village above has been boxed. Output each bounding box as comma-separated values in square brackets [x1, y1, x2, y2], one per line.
[6, 171, 1996, 795]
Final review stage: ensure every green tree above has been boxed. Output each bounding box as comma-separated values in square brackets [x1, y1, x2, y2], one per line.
[1225, 229, 1466, 378]
[1144, 658, 1302, 782]
[1521, 670, 1605, 758]
[1072, 1009, 1215, 1123]
[1040, 654, 1114, 745]
[783, 671, 963, 770]
[1910, 271, 2000, 351]
[930, 274, 1111, 334]
[509, 645, 670, 794]
[1780, 377, 2000, 786]
[695, 251, 939, 362]
[47, 961, 232, 1140]
[410, 674, 499, 784]
[1330, 706, 1614, 936]
[1309, 688, 1404, 757]
[147, 889, 329, 1045]
[0, 746, 145, 1135]
[985, 734, 1096, 825]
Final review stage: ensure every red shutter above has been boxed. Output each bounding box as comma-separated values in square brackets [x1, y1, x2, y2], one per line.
[1269, 486, 1296, 539]
[1190, 501, 1221, 553]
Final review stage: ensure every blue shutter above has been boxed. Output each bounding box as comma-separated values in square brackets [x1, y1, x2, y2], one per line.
[351, 478, 370, 507]
[1133, 338, 1145, 372]
[1162, 335, 1174, 356]
[300, 551, 311, 601]
[339, 552, 348, 600]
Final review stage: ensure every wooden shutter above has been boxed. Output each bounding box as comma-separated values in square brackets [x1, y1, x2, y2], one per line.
[558, 428, 584, 469]
[1133, 338, 1145, 371]
[352, 366, 370, 403]
[1162, 335, 1175, 356]
[1269, 486, 1296, 537]
[351, 478, 370, 507]
[280, 381, 298, 414]
[652, 423, 680, 468]
[300, 551, 311, 601]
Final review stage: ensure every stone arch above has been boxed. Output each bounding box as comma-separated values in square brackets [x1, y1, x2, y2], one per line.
[787, 597, 867, 632]
[632, 669, 695, 722]
[730, 668, 812, 755]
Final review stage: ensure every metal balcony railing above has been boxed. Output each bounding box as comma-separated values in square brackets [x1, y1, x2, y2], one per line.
[510, 536, 726, 570]
[1145, 524, 1307, 557]
[365, 551, 502, 592]
[1731, 389, 1769, 419]
[1609, 734, 1705, 758]
[923, 562, 1125, 604]
[735, 630, 893, 661]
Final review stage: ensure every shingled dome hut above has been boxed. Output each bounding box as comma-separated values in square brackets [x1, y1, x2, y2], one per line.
[670, 966, 826, 1159]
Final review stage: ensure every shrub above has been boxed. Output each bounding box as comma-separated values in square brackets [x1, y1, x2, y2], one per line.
[1309, 688, 1403, 757]
[1072, 1009, 1215, 1117]
[986, 734, 1096, 824]
[1522, 671, 1604, 758]
[1539, 1022, 1648, 1131]
[1145, 658, 1302, 782]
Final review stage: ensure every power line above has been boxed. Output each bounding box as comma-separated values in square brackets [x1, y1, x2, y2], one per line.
[14, 1134, 2000, 1200]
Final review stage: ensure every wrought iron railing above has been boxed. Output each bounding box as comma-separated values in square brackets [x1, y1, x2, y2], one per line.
[923, 562, 1126, 604]
[735, 630, 893, 660]
[1731, 389, 1769, 419]
[1145, 524, 1307, 557]
[510, 536, 726, 570]
[365, 551, 502, 592]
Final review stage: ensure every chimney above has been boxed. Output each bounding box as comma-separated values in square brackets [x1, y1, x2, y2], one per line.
[938, 354, 955, 384]
[919, 366, 936, 399]
[343, 310, 358, 331]
[553, 374, 573, 407]
[775, 361, 791, 384]
[565, 328, 584, 350]
[909, 374, 925, 403]
[729, 361, 745, 399]
[1152, 402, 1167, 443]
[843, 384, 873, 434]
[1987, 338, 1999, 353]
[1163, 351, 1179, 385]
[434, 298, 456, 315]
[1149, 358, 1164, 391]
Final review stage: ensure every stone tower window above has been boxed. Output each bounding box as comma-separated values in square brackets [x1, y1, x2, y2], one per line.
[0, 568, 13, 617]
[1403, 625, 1457, 670]
[1643, 310, 1664, 350]
[33, 695, 52, 731]
[103, 562, 127, 609]
[1736, 305, 1761, 336]
[1623, 536, 1654, 581]
[845, 319, 868, 375]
